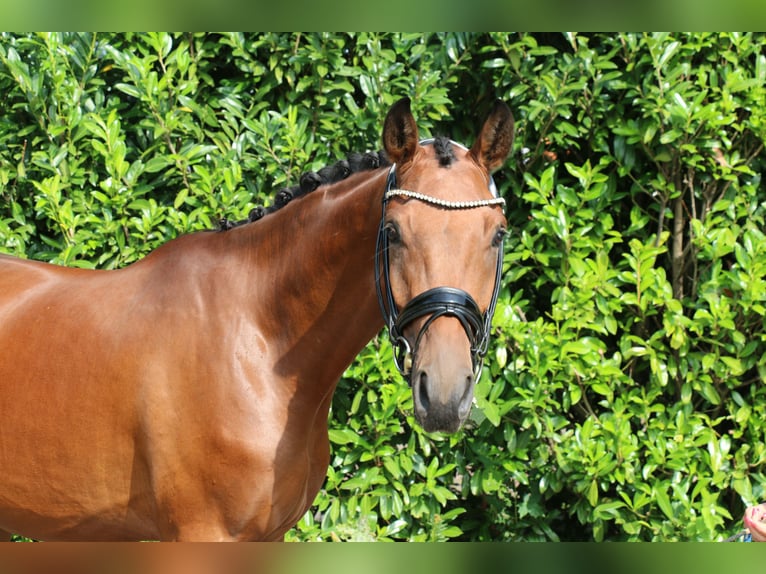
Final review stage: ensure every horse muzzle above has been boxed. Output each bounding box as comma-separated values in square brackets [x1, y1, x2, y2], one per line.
[390, 286, 486, 383]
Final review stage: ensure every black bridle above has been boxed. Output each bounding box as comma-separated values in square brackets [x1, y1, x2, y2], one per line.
[374, 142, 505, 384]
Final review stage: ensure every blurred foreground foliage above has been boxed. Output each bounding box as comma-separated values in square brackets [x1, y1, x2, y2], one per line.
[2, 32, 766, 541]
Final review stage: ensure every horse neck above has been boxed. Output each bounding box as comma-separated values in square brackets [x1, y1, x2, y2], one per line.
[228, 168, 387, 385]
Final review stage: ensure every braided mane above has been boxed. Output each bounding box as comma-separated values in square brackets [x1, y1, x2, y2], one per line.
[217, 136, 456, 231]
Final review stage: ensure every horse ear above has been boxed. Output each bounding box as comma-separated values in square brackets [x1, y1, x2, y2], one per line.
[469, 100, 514, 173]
[383, 97, 419, 165]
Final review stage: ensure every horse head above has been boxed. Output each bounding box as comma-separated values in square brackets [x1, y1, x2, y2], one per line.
[377, 97, 514, 433]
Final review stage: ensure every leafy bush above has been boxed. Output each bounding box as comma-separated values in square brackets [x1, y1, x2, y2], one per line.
[1, 32, 765, 541]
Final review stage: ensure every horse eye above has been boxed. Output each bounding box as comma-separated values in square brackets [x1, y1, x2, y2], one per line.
[385, 224, 401, 244]
[492, 228, 507, 247]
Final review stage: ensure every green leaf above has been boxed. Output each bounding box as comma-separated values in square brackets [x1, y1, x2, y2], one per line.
[587, 479, 599, 506]
[654, 485, 674, 520]
[173, 188, 188, 210]
[657, 40, 680, 69]
[328, 428, 362, 446]
[114, 82, 141, 99]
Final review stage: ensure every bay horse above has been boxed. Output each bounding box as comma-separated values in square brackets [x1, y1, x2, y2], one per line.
[0, 97, 513, 541]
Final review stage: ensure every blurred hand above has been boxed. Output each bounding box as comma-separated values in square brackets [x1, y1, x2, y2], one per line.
[744, 503, 766, 542]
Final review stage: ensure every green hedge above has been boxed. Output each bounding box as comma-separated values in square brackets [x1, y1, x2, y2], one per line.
[2, 32, 765, 541]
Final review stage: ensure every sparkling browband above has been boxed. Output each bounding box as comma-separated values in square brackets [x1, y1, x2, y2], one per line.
[384, 189, 506, 210]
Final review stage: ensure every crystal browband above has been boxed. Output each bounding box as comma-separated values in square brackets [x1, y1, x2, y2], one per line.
[384, 189, 506, 210]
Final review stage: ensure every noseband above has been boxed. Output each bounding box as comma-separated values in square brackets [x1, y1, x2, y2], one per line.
[375, 141, 506, 384]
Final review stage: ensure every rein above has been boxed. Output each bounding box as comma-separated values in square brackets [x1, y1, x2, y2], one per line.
[375, 142, 505, 384]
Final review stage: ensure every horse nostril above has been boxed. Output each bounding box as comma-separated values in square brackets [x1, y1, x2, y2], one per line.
[417, 371, 430, 412]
